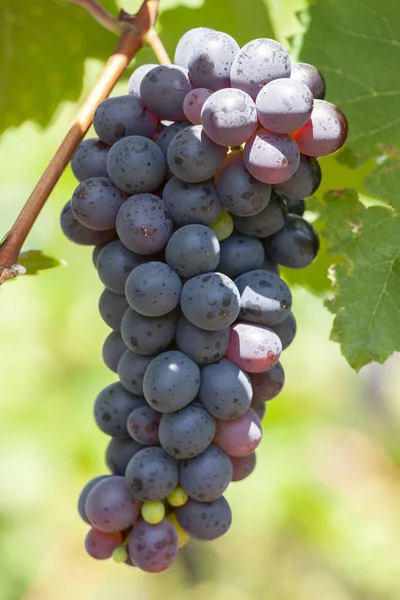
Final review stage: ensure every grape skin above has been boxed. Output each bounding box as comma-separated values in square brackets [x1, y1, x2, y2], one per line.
[179, 443, 233, 502]
[127, 406, 161, 446]
[120, 307, 179, 356]
[85, 528, 122, 560]
[201, 88, 258, 147]
[140, 65, 192, 122]
[85, 475, 141, 532]
[71, 177, 125, 231]
[214, 408, 262, 457]
[175, 315, 230, 365]
[176, 496, 232, 540]
[105, 437, 144, 475]
[159, 402, 216, 459]
[264, 215, 320, 269]
[184, 88, 213, 125]
[93, 95, 158, 145]
[125, 262, 182, 317]
[215, 151, 271, 217]
[199, 358, 253, 420]
[249, 361, 285, 403]
[107, 136, 166, 194]
[291, 62, 326, 100]
[71, 138, 109, 182]
[174, 27, 213, 68]
[243, 129, 300, 185]
[117, 350, 155, 396]
[230, 38, 291, 100]
[128, 63, 158, 96]
[116, 194, 174, 255]
[125, 446, 179, 501]
[60, 201, 115, 246]
[188, 30, 240, 91]
[165, 225, 220, 279]
[94, 382, 145, 438]
[232, 192, 286, 238]
[78, 475, 110, 524]
[180, 272, 240, 331]
[234, 269, 292, 326]
[230, 453, 256, 482]
[256, 78, 313, 134]
[218, 235, 265, 279]
[102, 331, 126, 372]
[99, 288, 129, 331]
[271, 311, 297, 350]
[128, 519, 178, 573]
[227, 322, 282, 374]
[292, 99, 348, 157]
[167, 125, 227, 183]
[162, 177, 222, 226]
[97, 240, 147, 295]
[274, 154, 321, 200]
[143, 351, 201, 413]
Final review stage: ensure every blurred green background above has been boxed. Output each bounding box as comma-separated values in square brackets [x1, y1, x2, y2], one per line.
[1, 0, 400, 599]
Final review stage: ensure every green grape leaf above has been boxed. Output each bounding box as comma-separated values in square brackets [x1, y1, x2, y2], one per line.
[18, 250, 65, 275]
[300, 0, 400, 164]
[310, 190, 400, 371]
[0, 0, 119, 133]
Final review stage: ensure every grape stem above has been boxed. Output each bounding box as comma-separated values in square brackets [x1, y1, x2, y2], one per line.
[0, 0, 170, 285]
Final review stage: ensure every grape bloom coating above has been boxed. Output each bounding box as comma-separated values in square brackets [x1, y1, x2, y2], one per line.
[63, 24, 348, 574]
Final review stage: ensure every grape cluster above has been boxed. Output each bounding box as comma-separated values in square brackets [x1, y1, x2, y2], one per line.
[62, 27, 348, 573]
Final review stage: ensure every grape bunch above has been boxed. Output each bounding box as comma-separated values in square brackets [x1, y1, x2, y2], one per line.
[62, 27, 348, 573]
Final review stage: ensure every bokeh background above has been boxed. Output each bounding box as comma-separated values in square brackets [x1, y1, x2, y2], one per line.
[1, 0, 400, 599]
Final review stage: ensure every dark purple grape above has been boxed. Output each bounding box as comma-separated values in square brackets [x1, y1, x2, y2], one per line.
[162, 177, 222, 226]
[256, 79, 313, 134]
[97, 240, 147, 295]
[230, 453, 256, 482]
[85, 475, 141, 532]
[176, 496, 232, 540]
[175, 315, 229, 365]
[188, 30, 240, 90]
[85, 528, 122, 560]
[140, 65, 192, 121]
[159, 402, 216, 459]
[143, 351, 200, 413]
[179, 444, 232, 502]
[274, 154, 321, 200]
[120, 307, 178, 356]
[107, 136, 166, 194]
[117, 350, 155, 396]
[128, 63, 158, 96]
[218, 235, 265, 279]
[99, 288, 129, 331]
[128, 519, 178, 573]
[234, 269, 292, 326]
[201, 88, 257, 146]
[71, 177, 125, 231]
[102, 331, 126, 372]
[263, 215, 319, 269]
[125, 447, 179, 501]
[271, 311, 296, 350]
[71, 138, 109, 182]
[125, 262, 182, 317]
[93, 95, 158, 145]
[78, 475, 110, 524]
[127, 406, 161, 446]
[105, 437, 144, 475]
[215, 151, 271, 217]
[199, 359, 253, 420]
[60, 201, 115, 246]
[249, 362, 285, 402]
[165, 225, 220, 279]
[94, 382, 145, 438]
[116, 194, 174, 255]
[233, 192, 286, 238]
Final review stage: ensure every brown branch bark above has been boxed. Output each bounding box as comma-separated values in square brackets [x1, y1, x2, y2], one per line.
[0, 0, 168, 284]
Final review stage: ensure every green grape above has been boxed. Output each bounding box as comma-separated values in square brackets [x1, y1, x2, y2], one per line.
[141, 501, 166, 525]
[167, 486, 189, 507]
[209, 210, 234, 242]
[112, 546, 128, 563]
